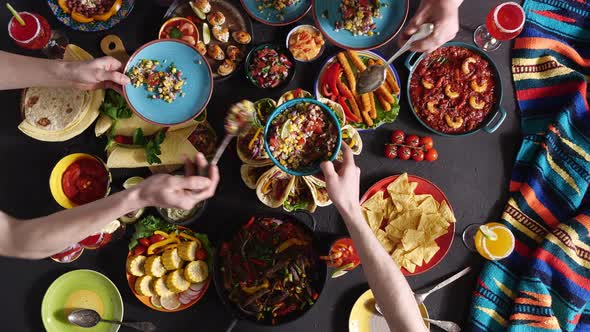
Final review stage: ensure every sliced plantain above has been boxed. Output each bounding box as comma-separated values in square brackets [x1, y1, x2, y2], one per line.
[135, 275, 154, 297]
[166, 269, 191, 293]
[126, 255, 146, 277]
[162, 248, 183, 271]
[184, 260, 209, 283]
[144, 255, 166, 278]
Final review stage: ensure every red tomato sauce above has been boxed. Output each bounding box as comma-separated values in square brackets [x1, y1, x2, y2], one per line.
[409, 47, 497, 134]
[61, 157, 108, 205]
[323, 237, 360, 270]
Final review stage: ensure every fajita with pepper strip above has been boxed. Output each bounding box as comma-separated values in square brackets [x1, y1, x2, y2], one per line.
[220, 216, 319, 325]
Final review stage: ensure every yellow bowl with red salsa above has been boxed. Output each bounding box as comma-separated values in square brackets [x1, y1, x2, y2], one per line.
[264, 98, 341, 176]
[245, 44, 295, 89]
[49, 153, 111, 209]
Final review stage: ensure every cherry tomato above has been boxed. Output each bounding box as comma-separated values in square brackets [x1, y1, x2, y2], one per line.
[384, 145, 397, 159]
[425, 148, 439, 162]
[196, 248, 208, 260]
[420, 136, 434, 150]
[132, 245, 147, 256]
[398, 146, 411, 160]
[390, 130, 405, 144]
[411, 149, 425, 162]
[138, 238, 151, 247]
[148, 234, 166, 244]
[405, 135, 420, 147]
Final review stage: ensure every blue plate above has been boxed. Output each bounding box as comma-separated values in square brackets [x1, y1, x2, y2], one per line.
[312, 0, 409, 50]
[264, 98, 342, 176]
[47, 0, 134, 32]
[123, 40, 213, 126]
[240, 0, 311, 26]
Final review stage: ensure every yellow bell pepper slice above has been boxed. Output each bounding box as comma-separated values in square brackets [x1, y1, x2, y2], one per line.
[154, 230, 170, 238]
[179, 232, 197, 242]
[276, 238, 307, 253]
[147, 237, 177, 255]
[241, 279, 269, 295]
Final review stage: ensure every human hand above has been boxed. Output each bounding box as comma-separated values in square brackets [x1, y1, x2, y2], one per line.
[320, 144, 361, 217]
[62, 56, 130, 91]
[135, 153, 220, 210]
[398, 0, 462, 53]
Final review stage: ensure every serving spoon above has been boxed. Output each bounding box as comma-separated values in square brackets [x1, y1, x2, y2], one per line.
[210, 100, 255, 165]
[67, 309, 157, 332]
[356, 23, 434, 94]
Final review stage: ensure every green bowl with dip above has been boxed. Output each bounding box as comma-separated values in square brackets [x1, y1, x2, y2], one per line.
[41, 270, 123, 332]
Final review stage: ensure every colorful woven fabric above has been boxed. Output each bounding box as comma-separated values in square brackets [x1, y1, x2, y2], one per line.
[468, 0, 590, 331]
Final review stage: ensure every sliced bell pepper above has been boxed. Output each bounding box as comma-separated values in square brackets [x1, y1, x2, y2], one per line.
[147, 237, 177, 255]
[93, 0, 122, 21]
[276, 238, 308, 253]
[71, 11, 94, 24]
[163, 243, 178, 251]
[338, 96, 361, 123]
[244, 217, 255, 229]
[241, 279, 269, 294]
[154, 230, 170, 238]
[58, 0, 70, 14]
[178, 232, 197, 242]
[248, 128, 262, 150]
[320, 63, 342, 101]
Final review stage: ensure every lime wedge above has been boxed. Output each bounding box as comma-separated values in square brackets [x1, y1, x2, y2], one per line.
[479, 225, 498, 241]
[189, 1, 206, 20]
[123, 176, 144, 189]
[280, 119, 292, 140]
[202, 23, 211, 45]
[331, 262, 355, 278]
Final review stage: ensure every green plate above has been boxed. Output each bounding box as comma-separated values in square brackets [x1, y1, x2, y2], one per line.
[41, 270, 123, 332]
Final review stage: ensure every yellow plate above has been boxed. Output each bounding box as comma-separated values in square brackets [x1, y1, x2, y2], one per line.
[49, 153, 111, 209]
[349, 289, 429, 332]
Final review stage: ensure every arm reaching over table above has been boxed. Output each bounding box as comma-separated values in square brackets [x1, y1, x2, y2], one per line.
[398, 0, 462, 53]
[0, 50, 130, 91]
[0, 153, 219, 259]
[320, 145, 427, 332]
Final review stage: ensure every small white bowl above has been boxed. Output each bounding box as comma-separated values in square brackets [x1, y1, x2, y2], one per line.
[286, 24, 326, 63]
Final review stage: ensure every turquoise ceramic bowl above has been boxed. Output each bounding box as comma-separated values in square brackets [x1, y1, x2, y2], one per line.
[47, 0, 135, 32]
[405, 42, 506, 137]
[312, 0, 409, 50]
[240, 0, 311, 26]
[123, 39, 213, 126]
[264, 98, 342, 176]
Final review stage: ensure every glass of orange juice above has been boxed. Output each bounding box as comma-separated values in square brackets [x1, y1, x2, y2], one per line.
[462, 222, 515, 260]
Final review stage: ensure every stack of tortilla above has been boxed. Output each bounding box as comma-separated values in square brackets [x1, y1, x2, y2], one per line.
[18, 45, 104, 142]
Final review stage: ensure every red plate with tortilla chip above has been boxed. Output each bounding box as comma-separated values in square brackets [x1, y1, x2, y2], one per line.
[359, 174, 455, 276]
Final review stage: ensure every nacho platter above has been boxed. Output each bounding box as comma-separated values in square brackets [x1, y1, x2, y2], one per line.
[360, 173, 456, 276]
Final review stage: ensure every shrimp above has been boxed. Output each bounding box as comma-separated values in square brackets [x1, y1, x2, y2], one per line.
[181, 35, 196, 45]
[179, 22, 195, 36]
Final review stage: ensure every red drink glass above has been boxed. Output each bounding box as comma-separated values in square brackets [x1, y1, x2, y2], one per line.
[474, 2, 525, 52]
[8, 11, 68, 58]
[8, 12, 51, 50]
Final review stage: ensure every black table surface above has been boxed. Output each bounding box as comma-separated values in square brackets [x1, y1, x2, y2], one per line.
[0, 0, 521, 331]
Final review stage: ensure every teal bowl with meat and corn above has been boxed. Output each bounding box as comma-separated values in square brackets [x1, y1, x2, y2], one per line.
[264, 98, 342, 176]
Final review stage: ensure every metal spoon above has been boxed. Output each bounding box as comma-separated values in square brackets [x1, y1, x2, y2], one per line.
[374, 305, 461, 332]
[67, 309, 157, 332]
[414, 266, 472, 304]
[210, 100, 255, 165]
[357, 23, 435, 94]
[423, 318, 462, 332]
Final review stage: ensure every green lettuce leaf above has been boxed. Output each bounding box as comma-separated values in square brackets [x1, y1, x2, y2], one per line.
[129, 215, 176, 250]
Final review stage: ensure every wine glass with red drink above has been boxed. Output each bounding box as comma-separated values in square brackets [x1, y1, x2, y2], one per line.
[7, 7, 68, 58]
[473, 2, 525, 52]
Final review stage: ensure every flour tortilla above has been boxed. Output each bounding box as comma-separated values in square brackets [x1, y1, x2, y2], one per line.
[17, 44, 103, 142]
[106, 132, 199, 168]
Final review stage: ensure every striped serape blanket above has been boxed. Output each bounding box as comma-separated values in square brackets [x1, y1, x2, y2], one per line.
[468, 0, 590, 331]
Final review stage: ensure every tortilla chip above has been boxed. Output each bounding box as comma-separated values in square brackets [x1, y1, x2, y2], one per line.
[387, 173, 411, 195]
[107, 132, 198, 168]
[406, 246, 425, 266]
[363, 209, 384, 232]
[422, 242, 440, 263]
[439, 201, 456, 223]
[401, 229, 425, 252]
[414, 194, 431, 203]
[418, 196, 439, 214]
[385, 224, 403, 242]
[391, 247, 405, 266]
[401, 257, 417, 273]
[362, 191, 385, 212]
